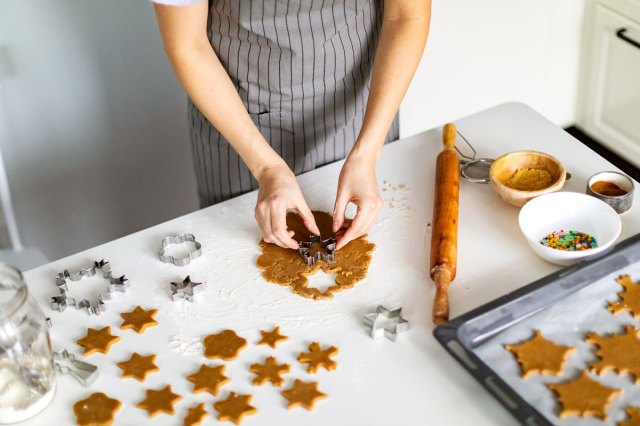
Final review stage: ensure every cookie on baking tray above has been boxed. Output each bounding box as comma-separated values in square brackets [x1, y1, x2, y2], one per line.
[609, 274, 640, 318]
[547, 370, 621, 421]
[73, 392, 121, 426]
[586, 325, 640, 383]
[505, 330, 575, 378]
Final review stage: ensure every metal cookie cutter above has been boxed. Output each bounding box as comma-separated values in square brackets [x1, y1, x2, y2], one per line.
[363, 305, 409, 341]
[50, 260, 129, 315]
[298, 235, 337, 265]
[170, 276, 206, 302]
[54, 350, 99, 386]
[158, 233, 202, 266]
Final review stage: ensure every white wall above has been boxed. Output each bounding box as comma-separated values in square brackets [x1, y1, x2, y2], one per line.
[0, 0, 584, 265]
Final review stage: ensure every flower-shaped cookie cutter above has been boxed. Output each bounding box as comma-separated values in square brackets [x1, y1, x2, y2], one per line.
[158, 233, 202, 266]
[50, 260, 129, 315]
[170, 276, 206, 302]
[298, 235, 336, 266]
[54, 349, 99, 386]
[363, 305, 409, 341]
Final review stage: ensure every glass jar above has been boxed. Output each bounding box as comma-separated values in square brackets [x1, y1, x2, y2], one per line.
[0, 264, 55, 424]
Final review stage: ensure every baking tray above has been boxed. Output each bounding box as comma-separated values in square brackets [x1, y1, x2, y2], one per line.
[434, 232, 640, 426]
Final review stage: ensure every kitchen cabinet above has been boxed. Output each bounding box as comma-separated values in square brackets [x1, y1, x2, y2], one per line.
[578, 0, 640, 167]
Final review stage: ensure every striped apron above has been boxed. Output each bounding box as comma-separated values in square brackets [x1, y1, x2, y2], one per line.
[189, 0, 400, 207]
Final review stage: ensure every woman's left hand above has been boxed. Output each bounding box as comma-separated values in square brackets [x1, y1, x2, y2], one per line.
[333, 153, 383, 250]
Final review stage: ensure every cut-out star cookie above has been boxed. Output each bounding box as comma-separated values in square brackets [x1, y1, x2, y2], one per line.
[281, 379, 327, 410]
[186, 364, 229, 396]
[257, 326, 288, 348]
[250, 356, 290, 387]
[586, 326, 640, 383]
[120, 306, 158, 334]
[609, 275, 640, 318]
[183, 402, 208, 426]
[137, 385, 182, 417]
[619, 406, 640, 426]
[203, 330, 247, 361]
[505, 330, 575, 378]
[213, 392, 257, 425]
[297, 342, 338, 373]
[547, 371, 621, 420]
[73, 392, 122, 426]
[76, 326, 120, 356]
[117, 353, 159, 381]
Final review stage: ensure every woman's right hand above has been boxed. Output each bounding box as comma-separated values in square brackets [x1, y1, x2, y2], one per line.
[255, 163, 320, 249]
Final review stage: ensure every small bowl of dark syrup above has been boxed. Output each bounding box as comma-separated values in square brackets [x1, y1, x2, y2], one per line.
[586, 171, 634, 214]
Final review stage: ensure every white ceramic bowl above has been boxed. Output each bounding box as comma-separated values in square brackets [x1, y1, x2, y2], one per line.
[518, 192, 621, 265]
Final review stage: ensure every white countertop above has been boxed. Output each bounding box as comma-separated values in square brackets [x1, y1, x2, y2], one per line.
[20, 102, 640, 425]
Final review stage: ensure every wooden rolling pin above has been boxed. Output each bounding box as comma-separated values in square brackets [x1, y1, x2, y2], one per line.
[430, 123, 460, 325]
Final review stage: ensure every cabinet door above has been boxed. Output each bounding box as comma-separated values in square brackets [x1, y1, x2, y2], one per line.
[580, 4, 640, 167]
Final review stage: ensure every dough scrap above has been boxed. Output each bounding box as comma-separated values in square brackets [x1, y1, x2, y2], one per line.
[183, 402, 208, 426]
[609, 275, 640, 318]
[619, 406, 640, 426]
[250, 356, 290, 387]
[281, 379, 327, 410]
[203, 330, 247, 361]
[256, 211, 375, 300]
[73, 392, 121, 426]
[257, 326, 288, 349]
[213, 392, 256, 425]
[547, 370, 621, 420]
[297, 342, 338, 373]
[586, 326, 640, 383]
[76, 326, 120, 356]
[137, 385, 182, 417]
[120, 306, 158, 334]
[117, 353, 159, 381]
[505, 330, 575, 378]
[186, 364, 229, 396]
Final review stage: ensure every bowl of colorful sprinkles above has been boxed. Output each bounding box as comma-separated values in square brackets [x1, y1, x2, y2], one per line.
[490, 150, 566, 207]
[518, 192, 621, 265]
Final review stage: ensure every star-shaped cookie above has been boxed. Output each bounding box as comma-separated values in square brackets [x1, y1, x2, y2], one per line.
[73, 392, 121, 426]
[505, 330, 575, 378]
[281, 379, 327, 410]
[137, 385, 182, 417]
[297, 342, 338, 373]
[120, 306, 158, 334]
[203, 330, 247, 361]
[257, 326, 288, 348]
[76, 326, 120, 356]
[186, 364, 229, 396]
[183, 402, 208, 426]
[250, 356, 290, 387]
[117, 353, 159, 381]
[609, 275, 640, 318]
[547, 371, 621, 420]
[213, 392, 256, 425]
[586, 326, 640, 383]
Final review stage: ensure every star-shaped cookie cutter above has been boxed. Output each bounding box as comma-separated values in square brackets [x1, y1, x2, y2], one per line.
[363, 305, 409, 341]
[298, 235, 336, 265]
[170, 276, 206, 302]
[53, 350, 99, 386]
[158, 233, 202, 266]
[50, 260, 129, 315]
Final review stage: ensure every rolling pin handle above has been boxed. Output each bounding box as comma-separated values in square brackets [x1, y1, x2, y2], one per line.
[443, 123, 457, 151]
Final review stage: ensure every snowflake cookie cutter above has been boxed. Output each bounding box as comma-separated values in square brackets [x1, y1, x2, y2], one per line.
[53, 350, 99, 386]
[363, 305, 409, 341]
[298, 235, 337, 266]
[170, 276, 206, 302]
[158, 233, 202, 266]
[50, 260, 129, 315]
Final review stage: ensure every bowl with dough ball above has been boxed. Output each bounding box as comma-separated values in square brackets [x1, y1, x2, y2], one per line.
[489, 150, 566, 207]
[518, 192, 621, 265]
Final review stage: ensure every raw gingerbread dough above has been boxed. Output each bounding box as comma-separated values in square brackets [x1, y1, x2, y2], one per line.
[137, 385, 182, 417]
[257, 327, 288, 348]
[586, 326, 640, 383]
[505, 330, 575, 378]
[547, 370, 621, 420]
[73, 392, 122, 426]
[281, 379, 327, 410]
[186, 364, 229, 396]
[619, 406, 640, 426]
[609, 275, 640, 318]
[76, 326, 120, 356]
[250, 356, 290, 387]
[297, 342, 338, 373]
[203, 330, 247, 361]
[116, 353, 159, 381]
[256, 211, 375, 300]
[213, 392, 256, 425]
[120, 306, 158, 334]
[183, 402, 208, 426]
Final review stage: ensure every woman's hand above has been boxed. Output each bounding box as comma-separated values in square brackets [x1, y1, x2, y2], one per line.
[333, 153, 383, 250]
[255, 163, 320, 249]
